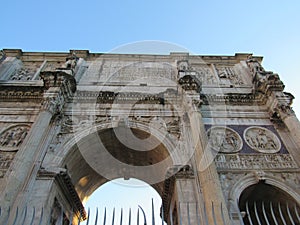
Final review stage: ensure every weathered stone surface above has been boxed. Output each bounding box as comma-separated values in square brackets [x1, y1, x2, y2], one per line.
[0, 50, 299, 225]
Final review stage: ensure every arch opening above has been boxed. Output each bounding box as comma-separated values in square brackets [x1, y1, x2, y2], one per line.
[239, 181, 300, 225]
[55, 126, 176, 224]
[82, 178, 166, 225]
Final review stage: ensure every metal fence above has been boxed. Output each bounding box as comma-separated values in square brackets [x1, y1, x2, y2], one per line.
[0, 201, 299, 225]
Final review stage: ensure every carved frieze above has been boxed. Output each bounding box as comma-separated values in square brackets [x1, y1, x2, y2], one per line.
[244, 126, 281, 153]
[215, 154, 298, 170]
[0, 124, 30, 151]
[207, 126, 243, 153]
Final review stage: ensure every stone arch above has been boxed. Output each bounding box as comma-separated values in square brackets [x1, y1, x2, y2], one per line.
[46, 120, 187, 212]
[227, 172, 300, 219]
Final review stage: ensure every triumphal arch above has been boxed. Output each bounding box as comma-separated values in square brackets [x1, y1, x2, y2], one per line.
[0, 49, 299, 224]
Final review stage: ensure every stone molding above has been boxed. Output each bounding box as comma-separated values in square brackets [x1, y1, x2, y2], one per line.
[201, 93, 265, 105]
[55, 171, 87, 220]
[227, 172, 300, 207]
[38, 169, 87, 220]
[0, 83, 44, 101]
[40, 71, 76, 93]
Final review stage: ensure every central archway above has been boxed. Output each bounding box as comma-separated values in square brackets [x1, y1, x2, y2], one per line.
[52, 122, 182, 224]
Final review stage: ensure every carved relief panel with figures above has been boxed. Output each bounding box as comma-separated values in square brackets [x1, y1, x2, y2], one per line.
[0, 124, 31, 177]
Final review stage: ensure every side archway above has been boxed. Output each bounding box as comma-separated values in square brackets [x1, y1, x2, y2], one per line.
[228, 172, 300, 224]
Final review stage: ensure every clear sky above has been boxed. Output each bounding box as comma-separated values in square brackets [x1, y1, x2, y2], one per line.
[1, 0, 300, 224]
[1, 1, 299, 115]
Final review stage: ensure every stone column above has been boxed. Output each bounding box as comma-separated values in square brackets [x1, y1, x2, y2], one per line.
[187, 99, 231, 225]
[164, 165, 202, 225]
[0, 97, 59, 224]
[0, 71, 76, 225]
[270, 92, 300, 164]
[283, 116, 300, 152]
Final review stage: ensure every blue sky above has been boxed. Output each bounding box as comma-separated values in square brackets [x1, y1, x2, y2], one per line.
[1, 1, 300, 116]
[1, 0, 300, 223]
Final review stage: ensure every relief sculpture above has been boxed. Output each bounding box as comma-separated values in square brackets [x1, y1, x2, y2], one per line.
[0, 125, 30, 151]
[244, 126, 281, 153]
[207, 126, 242, 153]
[215, 65, 244, 85]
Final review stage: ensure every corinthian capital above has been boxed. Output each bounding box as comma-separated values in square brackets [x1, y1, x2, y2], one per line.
[271, 92, 295, 121]
[41, 96, 63, 115]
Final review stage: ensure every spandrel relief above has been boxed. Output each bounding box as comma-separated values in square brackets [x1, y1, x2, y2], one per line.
[0, 152, 16, 178]
[207, 126, 243, 153]
[0, 125, 31, 151]
[244, 126, 281, 153]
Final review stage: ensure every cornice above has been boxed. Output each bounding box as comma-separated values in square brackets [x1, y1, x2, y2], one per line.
[0, 81, 44, 101]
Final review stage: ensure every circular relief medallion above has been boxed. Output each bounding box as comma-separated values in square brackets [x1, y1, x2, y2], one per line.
[207, 126, 243, 153]
[243, 126, 281, 153]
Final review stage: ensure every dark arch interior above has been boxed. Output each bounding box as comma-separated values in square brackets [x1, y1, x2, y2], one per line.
[239, 181, 300, 225]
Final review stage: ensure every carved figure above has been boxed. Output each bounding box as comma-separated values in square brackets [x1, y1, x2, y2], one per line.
[178, 75, 201, 92]
[177, 60, 190, 72]
[216, 66, 244, 85]
[0, 125, 30, 150]
[244, 126, 281, 153]
[207, 127, 242, 153]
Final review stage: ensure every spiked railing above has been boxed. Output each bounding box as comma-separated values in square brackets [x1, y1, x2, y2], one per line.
[1, 200, 299, 225]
